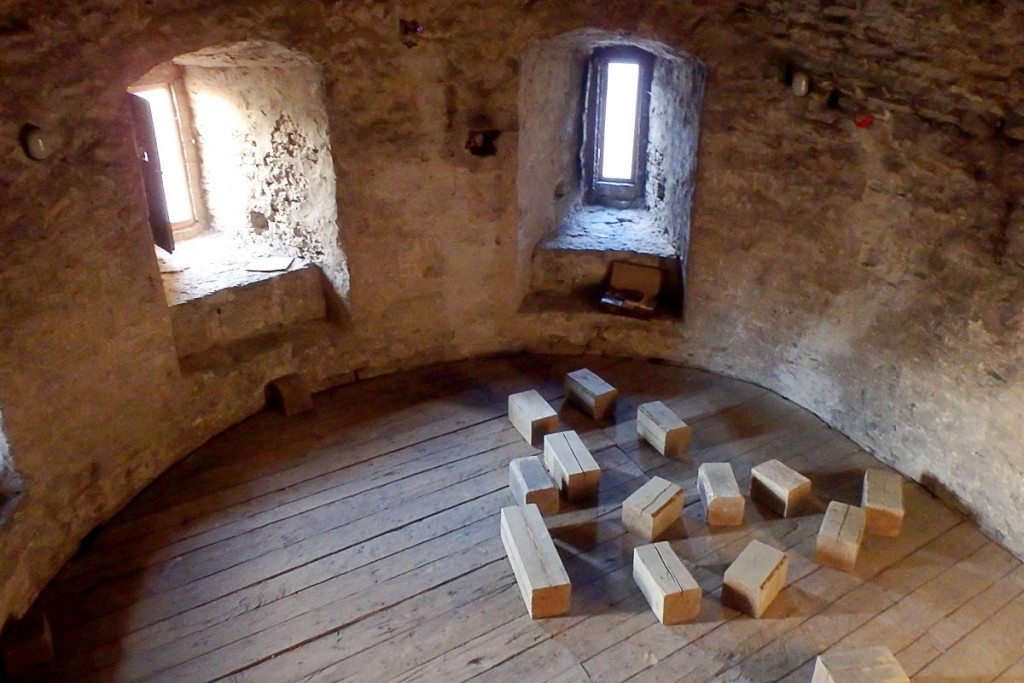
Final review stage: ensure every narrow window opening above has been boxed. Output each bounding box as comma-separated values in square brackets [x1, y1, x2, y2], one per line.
[600, 62, 641, 181]
[584, 46, 654, 207]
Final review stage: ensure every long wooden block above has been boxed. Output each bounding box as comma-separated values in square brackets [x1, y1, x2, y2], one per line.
[633, 542, 702, 624]
[750, 458, 811, 517]
[815, 501, 867, 572]
[509, 456, 559, 516]
[637, 401, 692, 456]
[697, 462, 745, 527]
[721, 539, 788, 618]
[622, 476, 683, 541]
[812, 646, 910, 683]
[564, 368, 618, 420]
[543, 431, 601, 502]
[1, 610, 53, 677]
[862, 469, 904, 537]
[508, 390, 558, 445]
[499, 504, 571, 618]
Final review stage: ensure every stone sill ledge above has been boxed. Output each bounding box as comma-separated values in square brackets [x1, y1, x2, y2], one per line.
[541, 205, 679, 259]
[158, 232, 312, 307]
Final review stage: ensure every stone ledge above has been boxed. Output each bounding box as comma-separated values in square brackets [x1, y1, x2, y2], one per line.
[542, 205, 680, 258]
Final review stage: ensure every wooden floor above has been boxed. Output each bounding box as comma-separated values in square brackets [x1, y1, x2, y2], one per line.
[24, 355, 1024, 682]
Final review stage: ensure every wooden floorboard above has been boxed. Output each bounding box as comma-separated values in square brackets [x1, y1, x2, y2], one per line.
[21, 355, 1019, 682]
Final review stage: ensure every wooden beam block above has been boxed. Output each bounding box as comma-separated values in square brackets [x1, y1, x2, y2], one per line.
[633, 541, 702, 624]
[543, 431, 601, 502]
[499, 504, 571, 618]
[508, 390, 558, 445]
[697, 462, 745, 527]
[721, 539, 788, 618]
[564, 368, 618, 420]
[861, 469, 904, 537]
[815, 501, 867, 572]
[812, 646, 910, 683]
[1, 610, 53, 677]
[622, 476, 683, 541]
[265, 373, 314, 416]
[637, 401, 691, 456]
[750, 459, 811, 517]
[509, 456, 559, 516]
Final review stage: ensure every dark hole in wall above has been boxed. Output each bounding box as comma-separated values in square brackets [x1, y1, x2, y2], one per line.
[0, 16, 30, 37]
[826, 88, 842, 110]
[782, 61, 794, 86]
[466, 130, 500, 157]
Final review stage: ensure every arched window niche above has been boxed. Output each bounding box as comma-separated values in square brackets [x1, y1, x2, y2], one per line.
[128, 40, 350, 309]
[517, 30, 706, 319]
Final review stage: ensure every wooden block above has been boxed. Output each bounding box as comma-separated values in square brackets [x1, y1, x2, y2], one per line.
[509, 456, 559, 516]
[543, 431, 601, 502]
[508, 390, 558, 445]
[750, 459, 811, 517]
[861, 469, 904, 537]
[499, 504, 571, 618]
[812, 646, 910, 683]
[633, 542, 702, 624]
[265, 373, 313, 416]
[815, 501, 867, 572]
[1, 610, 53, 676]
[564, 368, 618, 420]
[697, 462, 745, 527]
[637, 401, 692, 456]
[622, 476, 683, 541]
[721, 539, 788, 618]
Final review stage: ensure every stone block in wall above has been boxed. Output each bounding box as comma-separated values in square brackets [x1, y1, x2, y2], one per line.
[170, 265, 326, 358]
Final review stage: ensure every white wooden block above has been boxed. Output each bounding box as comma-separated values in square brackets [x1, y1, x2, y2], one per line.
[815, 501, 867, 572]
[509, 456, 559, 516]
[622, 476, 683, 541]
[721, 539, 788, 618]
[543, 431, 601, 502]
[750, 459, 811, 517]
[637, 401, 692, 456]
[633, 542, 702, 624]
[564, 368, 618, 420]
[812, 646, 909, 683]
[500, 504, 571, 618]
[697, 462, 745, 527]
[862, 469, 904, 537]
[508, 390, 558, 445]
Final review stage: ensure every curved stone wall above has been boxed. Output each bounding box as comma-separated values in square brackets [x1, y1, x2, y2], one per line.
[0, 0, 1021, 622]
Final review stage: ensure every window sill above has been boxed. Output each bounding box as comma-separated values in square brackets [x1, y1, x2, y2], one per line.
[540, 205, 679, 259]
[157, 232, 311, 307]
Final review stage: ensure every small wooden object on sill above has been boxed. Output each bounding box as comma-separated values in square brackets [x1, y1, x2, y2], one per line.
[600, 261, 663, 319]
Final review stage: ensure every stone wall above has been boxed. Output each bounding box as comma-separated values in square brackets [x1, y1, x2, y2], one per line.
[179, 44, 345, 288]
[0, 0, 1022, 623]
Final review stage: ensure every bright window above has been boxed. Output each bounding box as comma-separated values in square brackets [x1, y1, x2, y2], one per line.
[600, 62, 641, 181]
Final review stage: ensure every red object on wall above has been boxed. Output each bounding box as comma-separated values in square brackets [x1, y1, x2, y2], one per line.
[854, 112, 874, 128]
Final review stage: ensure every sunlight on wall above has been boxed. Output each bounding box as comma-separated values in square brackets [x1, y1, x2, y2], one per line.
[191, 91, 248, 230]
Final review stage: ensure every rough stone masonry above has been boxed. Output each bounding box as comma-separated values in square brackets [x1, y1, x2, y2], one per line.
[0, 0, 1021, 624]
